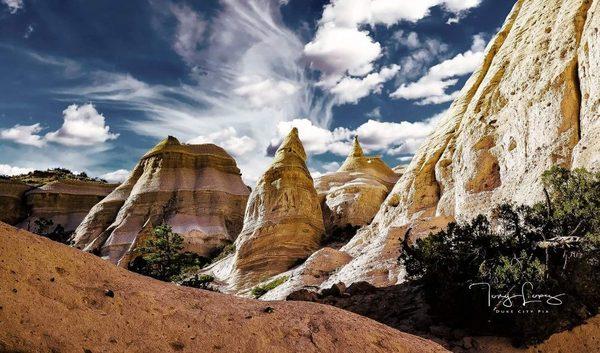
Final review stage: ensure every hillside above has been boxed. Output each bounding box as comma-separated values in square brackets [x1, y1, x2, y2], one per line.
[0, 222, 448, 353]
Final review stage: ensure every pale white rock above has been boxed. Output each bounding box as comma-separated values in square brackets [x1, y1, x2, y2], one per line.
[322, 0, 600, 289]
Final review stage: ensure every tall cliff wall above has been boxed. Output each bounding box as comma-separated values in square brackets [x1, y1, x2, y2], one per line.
[322, 0, 600, 288]
[71, 136, 250, 267]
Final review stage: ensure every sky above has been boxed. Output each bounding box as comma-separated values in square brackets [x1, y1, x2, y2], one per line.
[0, 0, 516, 185]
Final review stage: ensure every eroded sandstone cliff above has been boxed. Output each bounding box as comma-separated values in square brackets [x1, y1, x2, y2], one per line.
[71, 136, 250, 266]
[224, 128, 325, 289]
[318, 0, 600, 289]
[0, 179, 32, 225]
[315, 137, 399, 234]
[18, 180, 116, 233]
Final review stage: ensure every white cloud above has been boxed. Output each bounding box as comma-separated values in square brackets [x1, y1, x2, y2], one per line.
[304, 24, 381, 87]
[392, 30, 421, 49]
[322, 161, 341, 172]
[305, 0, 483, 95]
[170, 3, 207, 65]
[233, 77, 299, 108]
[100, 169, 129, 183]
[45, 104, 119, 146]
[366, 107, 381, 119]
[273, 110, 445, 158]
[0, 164, 33, 176]
[330, 64, 400, 104]
[1, 0, 23, 14]
[187, 127, 257, 157]
[391, 34, 487, 104]
[0, 124, 45, 147]
[0, 104, 119, 148]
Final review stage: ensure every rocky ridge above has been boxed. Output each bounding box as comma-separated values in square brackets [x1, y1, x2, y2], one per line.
[71, 136, 250, 266]
[315, 137, 399, 235]
[208, 128, 324, 291]
[316, 0, 600, 288]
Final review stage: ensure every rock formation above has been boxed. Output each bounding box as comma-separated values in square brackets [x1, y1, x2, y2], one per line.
[315, 137, 399, 234]
[318, 0, 600, 288]
[18, 180, 116, 234]
[210, 128, 324, 290]
[0, 179, 32, 225]
[0, 222, 449, 353]
[71, 136, 250, 266]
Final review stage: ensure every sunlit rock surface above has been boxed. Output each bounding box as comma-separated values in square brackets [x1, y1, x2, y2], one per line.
[315, 137, 399, 233]
[322, 0, 600, 288]
[206, 128, 324, 291]
[18, 180, 116, 233]
[71, 136, 250, 266]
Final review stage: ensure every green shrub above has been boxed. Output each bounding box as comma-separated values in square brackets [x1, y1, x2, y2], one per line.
[30, 218, 71, 244]
[128, 225, 209, 282]
[251, 276, 289, 298]
[401, 167, 600, 345]
[179, 274, 215, 289]
[212, 243, 235, 263]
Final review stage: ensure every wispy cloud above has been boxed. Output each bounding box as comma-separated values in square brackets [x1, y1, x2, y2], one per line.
[1, 0, 23, 14]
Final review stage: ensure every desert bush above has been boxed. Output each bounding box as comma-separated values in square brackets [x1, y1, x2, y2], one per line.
[251, 276, 289, 298]
[179, 274, 215, 289]
[401, 167, 600, 345]
[128, 225, 209, 282]
[30, 218, 71, 244]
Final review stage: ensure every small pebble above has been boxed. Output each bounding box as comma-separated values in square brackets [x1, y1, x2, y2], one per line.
[104, 289, 115, 298]
[263, 306, 275, 314]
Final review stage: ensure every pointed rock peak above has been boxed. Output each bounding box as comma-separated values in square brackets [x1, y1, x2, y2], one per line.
[164, 135, 181, 145]
[276, 127, 307, 162]
[350, 136, 364, 157]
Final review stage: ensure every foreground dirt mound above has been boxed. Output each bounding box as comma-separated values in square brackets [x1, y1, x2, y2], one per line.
[0, 222, 447, 353]
[287, 282, 600, 353]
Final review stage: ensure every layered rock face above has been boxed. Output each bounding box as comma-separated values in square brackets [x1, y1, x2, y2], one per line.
[315, 137, 399, 233]
[226, 128, 324, 289]
[321, 0, 600, 288]
[17, 180, 116, 233]
[0, 179, 32, 225]
[71, 136, 250, 266]
[0, 222, 449, 353]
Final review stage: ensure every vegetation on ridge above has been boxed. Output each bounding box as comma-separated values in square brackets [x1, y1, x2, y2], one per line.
[1, 167, 108, 185]
[251, 276, 290, 298]
[401, 166, 600, 345]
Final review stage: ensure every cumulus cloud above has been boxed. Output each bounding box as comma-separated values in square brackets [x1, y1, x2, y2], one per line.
[0, 164, 33, 176]
[391, 34, 487, 104]
[272, 110, 445, 158]
[330, 64, 400, 104]
[100, 169, 130, 183]
[0, 124, 45, 147]
[45, 104, 120, 146]
[187, 127, 257, 157]
[305, 0, 483, 96]
[1, 0, 23, 14]
[0, 104, 119, 148]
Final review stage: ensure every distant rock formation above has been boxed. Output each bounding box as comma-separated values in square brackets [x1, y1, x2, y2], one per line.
[71, 136, 250, 266]
[17, 180, 116, 234]
[319, 0, 600, 288]
[227, 128, 325, 288]
[315, 136, 399, 234]
[0, 177, 115, 237]
[0, 221, 450, 353]
[0, 179, 32, 225]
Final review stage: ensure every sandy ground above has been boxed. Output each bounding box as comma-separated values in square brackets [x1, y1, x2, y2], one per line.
[0, 222, 448, 353]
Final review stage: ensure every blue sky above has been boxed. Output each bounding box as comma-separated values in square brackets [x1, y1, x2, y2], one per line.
[0, 0, 516, 184]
